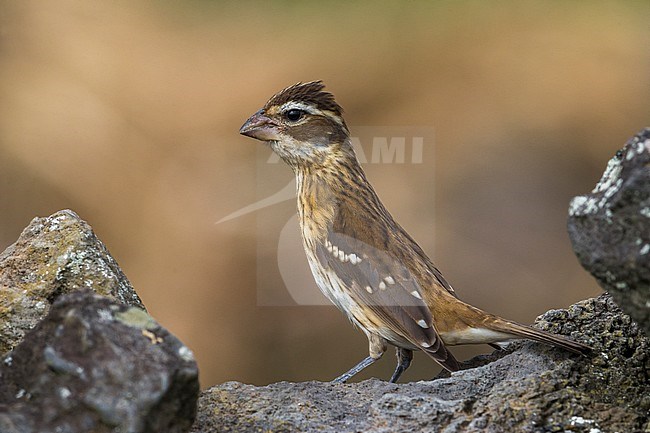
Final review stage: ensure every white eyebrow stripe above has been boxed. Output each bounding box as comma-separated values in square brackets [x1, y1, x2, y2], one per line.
[279, 101, 320, 115]
[279, 101, 345, 126]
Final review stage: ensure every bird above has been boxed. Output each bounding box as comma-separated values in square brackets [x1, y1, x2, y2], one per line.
[239, 81, 591, 383]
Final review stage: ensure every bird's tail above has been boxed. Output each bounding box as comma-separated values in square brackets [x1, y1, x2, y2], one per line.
[487, 317, 592, 355]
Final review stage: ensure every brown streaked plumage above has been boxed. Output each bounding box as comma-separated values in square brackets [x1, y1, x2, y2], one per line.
[240, 81, 591, 383]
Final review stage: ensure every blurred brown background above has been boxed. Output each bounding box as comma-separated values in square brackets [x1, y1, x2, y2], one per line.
[1, 1, 648, 387]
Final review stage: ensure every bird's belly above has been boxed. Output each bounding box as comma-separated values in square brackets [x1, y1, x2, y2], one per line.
[306, 259, 363, 322]
[305, 254, 378, 330]
[305, 253, 420, 349]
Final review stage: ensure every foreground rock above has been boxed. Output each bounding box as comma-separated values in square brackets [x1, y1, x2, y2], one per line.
[192, 295, 649, 433]
[0, 210, 144, 354]
[568, 128, 650, 335]
[0, 211, 198, 432]
[0, 291, 199, 433]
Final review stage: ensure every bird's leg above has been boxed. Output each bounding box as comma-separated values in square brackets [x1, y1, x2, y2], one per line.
[389, 348, 413, 383]
[332, 334, 386, 383]
[332, 356, 377, 383]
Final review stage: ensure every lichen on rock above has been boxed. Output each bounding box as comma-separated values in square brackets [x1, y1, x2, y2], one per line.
[0, 211, 198, 433]
[0, 291, 199, 433]
[0, 210, 144, 354]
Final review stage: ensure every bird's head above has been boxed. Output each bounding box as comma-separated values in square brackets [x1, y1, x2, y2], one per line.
[239, 81, 352, 168]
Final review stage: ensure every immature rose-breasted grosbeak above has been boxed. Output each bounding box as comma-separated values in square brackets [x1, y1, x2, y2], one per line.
[240, 81, 591, 383]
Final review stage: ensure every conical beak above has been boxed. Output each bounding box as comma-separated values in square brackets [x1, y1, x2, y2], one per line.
[239, 109, 280, 141]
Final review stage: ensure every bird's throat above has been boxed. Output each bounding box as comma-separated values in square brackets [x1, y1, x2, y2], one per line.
[294, 155, 377, 248]
[295, 168, 338, 242]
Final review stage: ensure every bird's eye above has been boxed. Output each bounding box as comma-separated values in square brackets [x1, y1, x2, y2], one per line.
[284, 109, 304, 122]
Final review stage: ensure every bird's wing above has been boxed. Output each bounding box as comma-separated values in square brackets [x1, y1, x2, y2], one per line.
[316, 230, 459, 372]
[396, 229, 457, 298]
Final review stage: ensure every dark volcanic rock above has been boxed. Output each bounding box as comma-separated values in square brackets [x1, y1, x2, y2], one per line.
[0, 210, 144, 354]
[191, 295, 649, 433]
[0, 290, 199, 433]
[568, 128, 650, 335]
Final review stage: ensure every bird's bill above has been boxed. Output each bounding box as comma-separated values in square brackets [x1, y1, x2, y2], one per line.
[239, 109, 280, 141]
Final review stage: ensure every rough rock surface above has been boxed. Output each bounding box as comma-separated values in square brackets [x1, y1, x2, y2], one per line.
[0, 290, 199, 433]
[192, 295, 649, 433]
[0, 209, 144, 354]
[568, 128, 650, 335]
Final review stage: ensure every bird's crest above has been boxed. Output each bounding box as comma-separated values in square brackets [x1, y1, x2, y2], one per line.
[265, 81, 344, 116]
